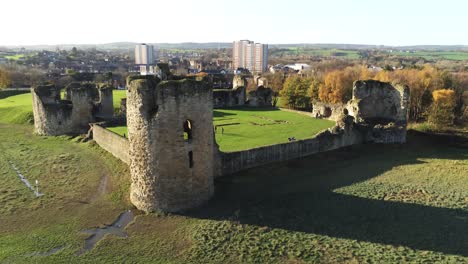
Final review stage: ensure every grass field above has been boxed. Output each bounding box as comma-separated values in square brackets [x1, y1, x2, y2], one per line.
[107, 108, 335, 152]
[213, 108, 334, 151]
[4, 54, 27, 60]
[0, 93, 34, 124]
[0, 122, 466, 263]
[270, 47, 468, 61]
[271, 48, 361, 59]
[390, 51, 468, 61]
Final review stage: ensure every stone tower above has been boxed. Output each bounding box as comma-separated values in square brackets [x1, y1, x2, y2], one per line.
[126, 76, 214, 212]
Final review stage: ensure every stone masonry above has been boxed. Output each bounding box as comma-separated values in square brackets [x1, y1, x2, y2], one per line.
[126, 76, 214, 213]
[32, 83, 114, 136]
[312, 80, 410, 143]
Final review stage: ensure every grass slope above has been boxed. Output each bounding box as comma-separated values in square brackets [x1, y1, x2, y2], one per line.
[1, 125, 467, 263]
[107, 108, 336, 152]
[0, 93, 34, 124]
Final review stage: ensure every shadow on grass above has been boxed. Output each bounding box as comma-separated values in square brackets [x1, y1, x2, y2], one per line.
[184, 131, 468, 256]
[213, 110, 237, 118]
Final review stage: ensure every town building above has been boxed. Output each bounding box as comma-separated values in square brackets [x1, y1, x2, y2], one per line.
[135, 44, 156, 75]
[232, 40, 268, 73]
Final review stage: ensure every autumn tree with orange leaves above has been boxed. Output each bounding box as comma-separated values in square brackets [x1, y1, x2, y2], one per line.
[428, 89, 457, 125]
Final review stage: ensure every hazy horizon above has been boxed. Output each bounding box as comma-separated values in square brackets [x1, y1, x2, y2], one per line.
[1, 0, 467, 46]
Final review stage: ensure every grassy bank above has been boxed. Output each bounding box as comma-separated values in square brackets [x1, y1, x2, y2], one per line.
[1, 124, 466, 263]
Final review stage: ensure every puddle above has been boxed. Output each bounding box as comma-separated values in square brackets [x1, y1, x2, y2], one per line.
[8, 161, 43, 197]
[25, 245, 66, 257]
[77, 210, 135, 255]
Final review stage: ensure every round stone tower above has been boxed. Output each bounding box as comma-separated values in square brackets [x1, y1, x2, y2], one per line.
[126, 76, 214, 212]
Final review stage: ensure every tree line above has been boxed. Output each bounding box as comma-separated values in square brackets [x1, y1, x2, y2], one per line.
[275, 65, 467, 126]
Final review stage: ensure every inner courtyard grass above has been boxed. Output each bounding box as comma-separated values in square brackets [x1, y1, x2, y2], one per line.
[107, 107, 335, 152]
[213, 108, 334, 151]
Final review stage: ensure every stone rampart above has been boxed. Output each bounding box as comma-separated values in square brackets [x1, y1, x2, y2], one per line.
[92, 124, 130, 164]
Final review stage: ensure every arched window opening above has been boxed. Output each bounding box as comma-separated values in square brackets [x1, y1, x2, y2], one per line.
[183, 120, 193, 141]
[188, 151, 194, 168]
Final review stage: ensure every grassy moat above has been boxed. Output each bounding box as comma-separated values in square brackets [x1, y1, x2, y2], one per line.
[0, 91, 467, 263]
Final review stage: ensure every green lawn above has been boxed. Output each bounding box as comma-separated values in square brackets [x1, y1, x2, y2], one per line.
[391, 51, 468, 61]
[112, 90, 126, 113]
[271, 48, 361, 59]
[0, 93, 34, 124]
[213, 108, 334, 151]
[0, 123, 466, 263]
[4, 54, 27, 60]
[107, 108, 335, 152]
[0, 90, 127, 124]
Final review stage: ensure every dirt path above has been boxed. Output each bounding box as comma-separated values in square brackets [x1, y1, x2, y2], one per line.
[89, 174, 108, 202]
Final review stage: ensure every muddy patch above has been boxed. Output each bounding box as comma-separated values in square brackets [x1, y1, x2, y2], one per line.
[77, 210, 135, 255]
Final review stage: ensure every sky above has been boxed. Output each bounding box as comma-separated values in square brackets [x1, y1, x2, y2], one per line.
[1, 0, 467, 46]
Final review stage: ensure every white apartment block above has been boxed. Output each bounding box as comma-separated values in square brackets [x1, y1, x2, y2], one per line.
[135, 44, 156, 75]
[135, 44, 155, 66]
[232, 40, 268, 73]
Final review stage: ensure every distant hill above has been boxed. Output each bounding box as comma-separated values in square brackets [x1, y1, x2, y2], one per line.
[2, 42, 468, 51]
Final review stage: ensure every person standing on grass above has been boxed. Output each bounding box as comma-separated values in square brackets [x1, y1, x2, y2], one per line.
[222, 127, 224, 134]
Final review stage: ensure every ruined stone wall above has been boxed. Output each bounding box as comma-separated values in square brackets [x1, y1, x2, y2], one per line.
[213, 86, 246, 108]
[127, 76, 214, 213]
[32, 83, 118, 136]
[118, 98, 127, 117]
[312, 102, 348, 121]
[233, 75, 247, 89]
[349, 80, 409, 124]
[32, 85, 95, 135]
[92, 124, 130, 164]
[247, 86, 273, 107]
[216, 118, 363, 177]
[95, 84, 114, 118]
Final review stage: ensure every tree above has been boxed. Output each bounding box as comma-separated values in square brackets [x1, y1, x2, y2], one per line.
[0, 68, 11, 89]
[264, 72, 284, 93]
[307, 78, 321, 103]
[294, 77, 312, 109]
[280, 76, 301, 108]
[318, 68, 354, 104]
[428, 89, 456, 126]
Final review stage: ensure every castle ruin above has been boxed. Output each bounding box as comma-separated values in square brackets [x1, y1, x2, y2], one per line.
[31, 83, 114, 136]
[126, 76, 214, 212]
[31, 77, 409, 213]
[313, 80, 409, 143]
